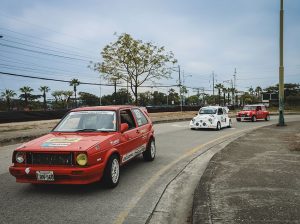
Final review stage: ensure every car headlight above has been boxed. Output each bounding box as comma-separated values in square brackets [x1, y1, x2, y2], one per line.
[16, 152, 25, 163]
[76, 153, 88, 166]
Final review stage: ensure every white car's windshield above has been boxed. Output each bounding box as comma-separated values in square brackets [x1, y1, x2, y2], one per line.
[53, 111, 116, 132]
[243, 106, 256, 111]
[199, 108, 217, 114]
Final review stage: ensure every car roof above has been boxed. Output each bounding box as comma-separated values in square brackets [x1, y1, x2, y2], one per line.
[71, 105, 137, 112]
[200, 106, 223, 109]
[244, 104, 265, 107]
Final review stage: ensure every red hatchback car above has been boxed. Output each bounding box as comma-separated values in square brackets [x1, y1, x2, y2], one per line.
[236, 104, 270, 122]
[9, 106, 156, 188]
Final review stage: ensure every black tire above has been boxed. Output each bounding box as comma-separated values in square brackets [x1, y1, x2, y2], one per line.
[215, 122, 221, 131]
[143, 139, 156, 162]
[251, 116, 257, 122]
[103, 154, 120, 188]
[236, 118, 241, 122]
[265, 115, 270, 121]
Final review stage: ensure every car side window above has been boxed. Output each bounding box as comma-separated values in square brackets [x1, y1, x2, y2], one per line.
[132, 109, 148, 127]
[120, 110, 136, 130]
[222, 108, 227, 114]
[218, 108, 223, 115]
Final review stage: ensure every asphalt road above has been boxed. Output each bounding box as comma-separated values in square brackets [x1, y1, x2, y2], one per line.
[1, 115, 300, 224]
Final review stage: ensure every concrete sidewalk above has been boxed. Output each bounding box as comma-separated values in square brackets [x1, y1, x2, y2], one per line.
[192, 121, 300, 224]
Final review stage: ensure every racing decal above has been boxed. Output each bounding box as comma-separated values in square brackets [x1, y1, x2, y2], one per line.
[41, 137, 81, 147]
[110, 139, 120, 146]
[122, 144, 147, 163]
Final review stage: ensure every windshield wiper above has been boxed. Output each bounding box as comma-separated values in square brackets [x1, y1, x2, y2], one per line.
[75, 128, 97, 132]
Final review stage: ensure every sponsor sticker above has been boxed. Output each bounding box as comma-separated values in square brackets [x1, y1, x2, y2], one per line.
[41, 137, 81, 147]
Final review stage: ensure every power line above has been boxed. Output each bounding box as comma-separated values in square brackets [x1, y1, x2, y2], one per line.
[0, 71, 178, 88]
[0, 43, 90, 62]
[1, 38, 98, 61]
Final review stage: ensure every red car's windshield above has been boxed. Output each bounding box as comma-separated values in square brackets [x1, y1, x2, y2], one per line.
[243, 106, 256, 111]
[53, 111, 117, 132]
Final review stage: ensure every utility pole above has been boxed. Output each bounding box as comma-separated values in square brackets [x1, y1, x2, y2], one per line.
[99, 75, 102, 106]
[114, 79, 117, 105]
[278, 0, 285, 126]
[212, 71, 215, 95]
[233, 68, 237, 106]
[178, 65, 182, 112]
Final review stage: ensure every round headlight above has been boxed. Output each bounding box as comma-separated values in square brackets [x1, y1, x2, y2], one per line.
[16, 152, 25, 163]
[76, 153, 88, 166]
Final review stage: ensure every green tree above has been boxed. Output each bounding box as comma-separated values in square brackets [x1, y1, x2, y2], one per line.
[70, 79, 80, 107]
[79, 92, 99, 106]
[222, 87, 228, 106]
[152, 91, 166, 106]
[138, 91, 152, 106]
[248, 87, 254, 95]
[186, 95, 199, 105]
[255, 86, 262, 97]
[1, 89, 16, 110]
[167, 88, 180, 105]
[19, 86, 33, 108]
[63, 91, 73, 109]
[39, 86, 50, 110]
[215, 84, 224, 106]
[93, 33, 177, 105]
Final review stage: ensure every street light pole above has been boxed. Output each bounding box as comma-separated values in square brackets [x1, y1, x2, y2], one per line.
[278, 0, 285, 126]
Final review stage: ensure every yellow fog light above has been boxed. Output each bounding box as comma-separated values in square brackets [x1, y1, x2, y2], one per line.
[76, 153, 88, 166]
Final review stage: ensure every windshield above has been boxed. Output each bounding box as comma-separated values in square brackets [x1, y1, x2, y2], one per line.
[199, 108, 217, 114]
[53, 111, 117, 132]
[243, 106, 256, 111]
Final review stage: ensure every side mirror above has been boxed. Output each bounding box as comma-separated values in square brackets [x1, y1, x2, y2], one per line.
[120, 123, 129, 133]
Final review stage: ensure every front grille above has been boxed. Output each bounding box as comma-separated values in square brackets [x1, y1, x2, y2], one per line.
[26, 152, 73, 166]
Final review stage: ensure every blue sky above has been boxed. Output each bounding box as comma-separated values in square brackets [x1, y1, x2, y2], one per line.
[0, 0, 299, 99]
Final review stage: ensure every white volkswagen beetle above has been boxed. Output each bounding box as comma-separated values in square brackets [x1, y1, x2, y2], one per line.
[189, 106, 232, 130]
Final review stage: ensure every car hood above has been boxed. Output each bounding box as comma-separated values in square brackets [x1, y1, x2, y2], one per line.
[194, 114, 216, 120]
[238, 110, 254, 114]
[16, 132, 117, 152]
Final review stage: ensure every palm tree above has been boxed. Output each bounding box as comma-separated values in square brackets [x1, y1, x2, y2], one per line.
[70, 79, 80, 107]
[248, 86, 254, 96]
[215, 83, 224, 106]
[1, 89, 16, 110]
[63, 91, 74, 109]
[39, 86, 50, 110]
[222, 87, 227, 106]
[255, 86, 262, 97]
[19, 86, 34, 108]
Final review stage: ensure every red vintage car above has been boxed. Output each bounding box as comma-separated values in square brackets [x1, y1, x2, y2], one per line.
[236, 104, 270, 122]
[9, 106, 156, 188]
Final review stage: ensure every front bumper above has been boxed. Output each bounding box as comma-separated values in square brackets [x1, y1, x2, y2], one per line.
[236, 116, 251, 121]
[9, 162, 105, 185]
[189, 120, 216, 129]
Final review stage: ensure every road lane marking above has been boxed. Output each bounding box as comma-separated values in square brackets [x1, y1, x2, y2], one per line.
[114, 127, 258, 224]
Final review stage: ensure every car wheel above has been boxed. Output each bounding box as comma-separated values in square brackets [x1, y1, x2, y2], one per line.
[143, 139, 156, 162]
[228, 119, 232, 128]
[236, 118, 241, 122]
[103, 154, 120, 188]
[251, 116, 257, 122]
[265, 115, 270, 121]
[215, 122, 221, 131]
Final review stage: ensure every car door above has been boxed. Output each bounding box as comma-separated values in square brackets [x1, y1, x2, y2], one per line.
[118, 109, 141, 163]
[132, 108, 150, 149]
[217, 108, 226, 127]
[256, 106, 263, 119]
[222, 108, 229, 126]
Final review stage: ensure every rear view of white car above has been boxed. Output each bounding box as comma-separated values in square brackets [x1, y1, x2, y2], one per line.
[190, 106, 232, 131]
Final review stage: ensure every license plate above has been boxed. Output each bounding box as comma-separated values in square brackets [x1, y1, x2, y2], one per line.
[36, 171, 54, 181]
